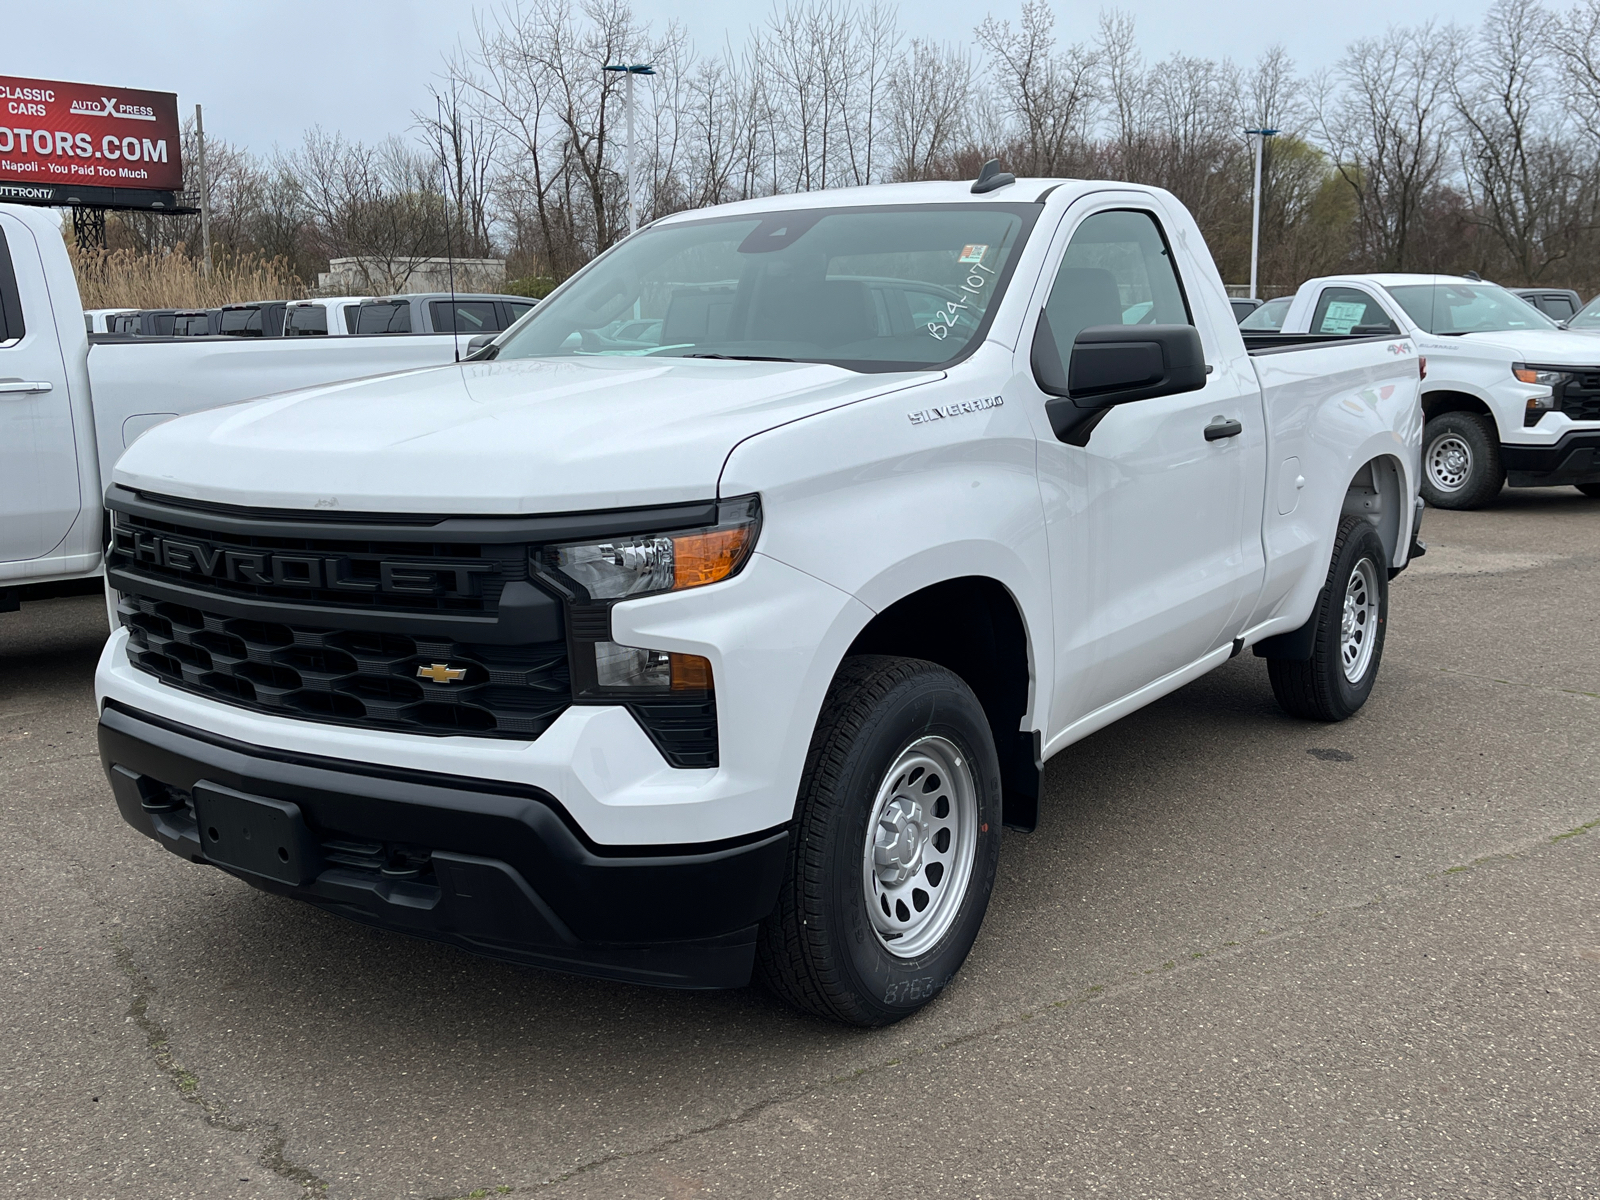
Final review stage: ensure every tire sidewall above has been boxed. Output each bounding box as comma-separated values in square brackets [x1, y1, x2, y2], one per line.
[824, 674, 1002, 1022]
[1320, 521, 1389, 714]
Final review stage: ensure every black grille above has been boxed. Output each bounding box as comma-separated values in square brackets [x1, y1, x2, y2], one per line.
[119, 593, 569, 739]
[1562, 376, 1600, 422]
[109, 508, 519, 615]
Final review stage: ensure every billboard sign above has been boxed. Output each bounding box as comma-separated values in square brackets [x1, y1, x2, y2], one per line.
[0, 76, 183, 198]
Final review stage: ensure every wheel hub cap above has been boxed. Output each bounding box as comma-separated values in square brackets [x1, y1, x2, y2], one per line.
[1340, 556, 1380, 683]
[873, 797, 927, 885]
[1427, 434, 1472, 491]
[861, 735, 980, 959]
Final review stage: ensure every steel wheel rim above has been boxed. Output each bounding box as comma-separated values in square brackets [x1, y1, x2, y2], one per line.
[862, 735, 978, 959]
[1341, 556, 1380, 683]
[1426, 433, 1473, 492]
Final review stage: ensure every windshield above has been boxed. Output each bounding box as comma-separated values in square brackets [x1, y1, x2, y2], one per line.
[1385, 282, 1558, 335]
[1239, 296, 1290, 331]
[492, 204, 1036, 371]
[1568, 295, 1600, 329]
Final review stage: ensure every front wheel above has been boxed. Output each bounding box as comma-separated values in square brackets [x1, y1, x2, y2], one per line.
[1268, 515, 1390, 722]
[756, 656, 1003, 1026]
[1421, 412, 1504, 509]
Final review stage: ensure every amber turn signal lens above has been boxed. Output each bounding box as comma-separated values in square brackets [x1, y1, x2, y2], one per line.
[669, 652, 713, 691]
[672, 527, 753, 590]
[1513, 367, 1539, 384]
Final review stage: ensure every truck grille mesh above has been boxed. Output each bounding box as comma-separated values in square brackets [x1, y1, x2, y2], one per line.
[1562, 375, 1600, 422]
[119, 594, 569, 739]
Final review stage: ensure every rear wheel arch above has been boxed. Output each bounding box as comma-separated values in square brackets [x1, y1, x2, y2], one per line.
[1343, 455, 1407, 568]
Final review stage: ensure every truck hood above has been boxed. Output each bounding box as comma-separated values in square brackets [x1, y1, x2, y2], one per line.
[112, 356, 937, 514]
[1455, 329, 1600, 363]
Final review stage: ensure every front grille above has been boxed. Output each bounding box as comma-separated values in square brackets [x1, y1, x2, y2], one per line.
[1562, 375, 1600, 422]
[109, 490, 721, 762]
[110, 507, 519, 615]
[120, 593, 569, 739]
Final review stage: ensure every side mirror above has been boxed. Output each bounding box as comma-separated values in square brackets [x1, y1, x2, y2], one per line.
[1031, 315, 1207, 444]
[465, 333, 497, 358]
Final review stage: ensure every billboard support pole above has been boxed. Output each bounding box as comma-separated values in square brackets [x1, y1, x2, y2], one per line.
[71, 208, 106, 252]
[195, 104, 212, 278]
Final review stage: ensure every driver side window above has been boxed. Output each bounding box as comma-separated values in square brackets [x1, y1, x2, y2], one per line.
[1039, 209, 1191, 358]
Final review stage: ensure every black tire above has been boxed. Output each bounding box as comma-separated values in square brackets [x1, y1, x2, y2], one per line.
[1576, 482, 1600, 498]
[1268, 515, 1389, 722]
[1420, 412, 1504, 510]
[756, 655, 1003, 1027]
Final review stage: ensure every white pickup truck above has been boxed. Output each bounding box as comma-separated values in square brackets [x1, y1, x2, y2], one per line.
[1271, 273, 1600, 507]
[0, 203, 473, 612]
[92, 173, 1424, 1025]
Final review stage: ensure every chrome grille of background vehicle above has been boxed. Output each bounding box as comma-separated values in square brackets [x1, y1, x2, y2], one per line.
[119, 593, 570, 737]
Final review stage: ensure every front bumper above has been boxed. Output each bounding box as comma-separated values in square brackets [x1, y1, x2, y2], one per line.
[1501, 430, 1600, 487]
[99, 702, 788, 989]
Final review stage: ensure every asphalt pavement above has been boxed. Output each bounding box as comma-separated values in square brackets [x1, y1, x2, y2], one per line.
[3, 489, 1598, 1200]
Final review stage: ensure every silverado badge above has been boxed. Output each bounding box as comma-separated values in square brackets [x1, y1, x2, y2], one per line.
[417, 663, 468, 684]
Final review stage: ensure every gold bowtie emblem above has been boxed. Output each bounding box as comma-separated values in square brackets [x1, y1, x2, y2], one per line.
[417, 663, 468, 684]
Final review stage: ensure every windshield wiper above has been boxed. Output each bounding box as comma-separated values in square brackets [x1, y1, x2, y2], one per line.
[680, 352, 798, 362]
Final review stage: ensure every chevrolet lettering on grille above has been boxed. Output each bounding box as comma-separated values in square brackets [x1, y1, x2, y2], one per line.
[111, 526, 496, 598]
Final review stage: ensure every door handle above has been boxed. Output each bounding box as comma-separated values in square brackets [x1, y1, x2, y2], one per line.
[1204, 417, 1243, 441]
[0, 380, 52, 395]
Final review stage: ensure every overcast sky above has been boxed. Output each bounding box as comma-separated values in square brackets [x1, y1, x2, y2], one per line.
[7, 0, 1501, 157]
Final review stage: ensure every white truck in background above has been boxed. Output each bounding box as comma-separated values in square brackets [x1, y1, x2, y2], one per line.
[93, 172, 1424, 1025]
[0, 203, 472, 612]
[1272, 273, 1600, 507]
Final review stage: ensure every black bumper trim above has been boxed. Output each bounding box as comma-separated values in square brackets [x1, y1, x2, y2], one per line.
[1500, 431, 1600, 487]
[98, 703, 788, 989]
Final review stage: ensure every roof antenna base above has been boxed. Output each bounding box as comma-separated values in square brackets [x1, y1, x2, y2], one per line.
[971, 159, 1017, 194]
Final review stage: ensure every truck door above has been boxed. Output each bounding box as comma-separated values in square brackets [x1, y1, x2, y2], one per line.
[1022, 199, 1268, 732]
[0, 211, 79, 565]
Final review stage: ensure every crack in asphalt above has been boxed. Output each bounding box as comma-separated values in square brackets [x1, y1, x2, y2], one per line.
[112, 931, 330, 1198]
[518, 811, 1600, 1194]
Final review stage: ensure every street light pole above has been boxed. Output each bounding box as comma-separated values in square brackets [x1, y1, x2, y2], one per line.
[1245, 127, 1278, 302]
[195, 103, 212, 279]
[603, 63, 656, 235]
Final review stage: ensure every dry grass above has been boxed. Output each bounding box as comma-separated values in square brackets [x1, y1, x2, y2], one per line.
[68, 242, 306, 311]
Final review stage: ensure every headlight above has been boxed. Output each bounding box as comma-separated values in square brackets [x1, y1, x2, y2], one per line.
[539, 495, 761, 601]
[1512, 365, 1570, 386]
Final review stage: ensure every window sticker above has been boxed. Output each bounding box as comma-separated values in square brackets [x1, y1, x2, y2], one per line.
[958, 244, 988, 264]
[1321, 300, 1368, 335]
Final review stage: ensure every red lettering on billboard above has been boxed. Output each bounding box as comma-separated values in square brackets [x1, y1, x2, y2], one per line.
[0, 75, 182, 193]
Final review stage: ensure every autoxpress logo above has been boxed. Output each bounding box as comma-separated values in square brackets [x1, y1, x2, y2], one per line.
[69, 96, 157, 122]
[113, 526, 496, 597]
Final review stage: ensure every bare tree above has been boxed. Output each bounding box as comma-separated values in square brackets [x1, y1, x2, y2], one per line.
[886, 40, 974, 181]
[1316, 22, 1465, 270]
[975, 0, 1098, 176]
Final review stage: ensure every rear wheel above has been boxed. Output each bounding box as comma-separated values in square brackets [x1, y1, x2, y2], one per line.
[1421, 412, 1503, 509]
[1268, 516, 1389, 722]
[756, 656, 1002, 1026]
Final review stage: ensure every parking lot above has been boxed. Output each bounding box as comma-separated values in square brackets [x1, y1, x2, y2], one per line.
[3, 490, 1597, 1200]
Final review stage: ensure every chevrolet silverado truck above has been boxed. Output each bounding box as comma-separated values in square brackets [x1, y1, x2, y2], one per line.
[94, 172, 1424, 1025]
[1272, 273, 1600, 507]
[0, 202, 473, 613]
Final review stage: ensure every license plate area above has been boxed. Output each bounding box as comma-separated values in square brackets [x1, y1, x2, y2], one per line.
[192, 781, 322, 887]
